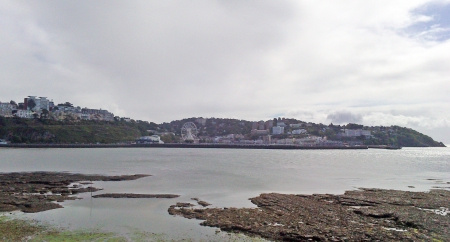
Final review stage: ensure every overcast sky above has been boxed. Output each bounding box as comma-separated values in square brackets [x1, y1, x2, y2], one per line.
[1, 0, 450, 143]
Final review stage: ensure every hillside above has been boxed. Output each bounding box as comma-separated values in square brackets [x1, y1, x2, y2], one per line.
[0, 116, 445, 147]
[159, 117, 446, 147]
[0, 117, 156, 144]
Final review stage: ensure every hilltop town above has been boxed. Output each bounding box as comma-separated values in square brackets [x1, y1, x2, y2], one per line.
[0, 96, 116, 122]
[0, 96, 446, 147]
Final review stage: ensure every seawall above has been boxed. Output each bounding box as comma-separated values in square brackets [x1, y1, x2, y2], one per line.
[0, 143, 370, 150]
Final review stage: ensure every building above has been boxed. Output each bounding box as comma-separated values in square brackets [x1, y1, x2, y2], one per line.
[15, 110, 33, 119]
[81, 108, 114, 121]
[0, 102, 15, 117]
[292, 129, 307, 135]
[290, 123, 302, 128]
[295, 136, 323, 146]
[272, 126, 284, 135]
[361, 130, 371, 136]
[136, 135, 164, 144]
[24, 96, 49, 112]
[196, 118, 207, 126]
[276, 138, 294, 144]
[344, 129, 371, 137]
[39, 97, 49, 111]
[277, 121, 287, 127]
[251, 129, 270, 136]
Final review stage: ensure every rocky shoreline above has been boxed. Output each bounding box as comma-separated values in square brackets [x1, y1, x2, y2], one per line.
[0, 172, 150, 213]
[169, 188, 450, 241]
[2, 172, 449, 241]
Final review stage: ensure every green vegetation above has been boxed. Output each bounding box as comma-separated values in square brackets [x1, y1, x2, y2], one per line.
[0, 115, 445, 147]
[0, 215, 143, 241]
[0, 215, 267, 242]
[0, 117, 157, 144]
[159, 118, 445, 147]
[364, 125, 445, 147]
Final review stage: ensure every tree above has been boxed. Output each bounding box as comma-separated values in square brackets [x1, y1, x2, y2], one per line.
[27, 99, 36, 111]
[40, 109, 49, 119]
[11, 135, 22, 143]
[10, 100, 17, 107]
[57, 102, 73, 107]
[346, 123, 363, 129]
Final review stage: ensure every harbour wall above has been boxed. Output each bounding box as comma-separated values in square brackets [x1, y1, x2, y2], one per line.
[0, 143, 374, 149]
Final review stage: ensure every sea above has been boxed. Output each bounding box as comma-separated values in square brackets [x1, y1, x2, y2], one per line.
[1, 147, 449, 240]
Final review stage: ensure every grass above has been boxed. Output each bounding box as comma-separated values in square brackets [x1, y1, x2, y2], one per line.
[0, 215, 268, 242]
[0, 215, 127, 242]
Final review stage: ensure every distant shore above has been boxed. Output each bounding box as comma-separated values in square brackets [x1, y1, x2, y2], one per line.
[0, 143, 403, 150]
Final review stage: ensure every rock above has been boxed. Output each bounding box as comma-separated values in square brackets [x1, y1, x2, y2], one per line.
[0, 172, 150, 213]
[92, 193, 179, 198]
[168, 189, 450, 241]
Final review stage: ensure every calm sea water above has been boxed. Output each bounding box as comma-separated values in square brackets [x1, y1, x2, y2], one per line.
[1, 147, 449, 240]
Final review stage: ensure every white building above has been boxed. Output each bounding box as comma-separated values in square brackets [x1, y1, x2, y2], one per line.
[295, 136, 323, 145]
[39, 97, 49, 111]
[15, 110, 33, 119]
[0, 102, 15, 117]
[344, 129, 371, 137]
[81, 108, 115, 121]
[290, 123, 302, 128]
[136, 135, 164, 144]
[276, 138, 294, 144]
[272, 126, 284, 135]
[25, 96, 50, 112]
[292, 129, 307, 135]
[277, 121, 286, 127]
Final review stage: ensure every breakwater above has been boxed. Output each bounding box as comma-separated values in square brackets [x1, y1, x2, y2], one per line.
[0, 143, 375, 149]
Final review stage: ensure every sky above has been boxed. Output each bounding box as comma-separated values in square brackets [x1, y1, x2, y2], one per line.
[1, 0, 450, 143]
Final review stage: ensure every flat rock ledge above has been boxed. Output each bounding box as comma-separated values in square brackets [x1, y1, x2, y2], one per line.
[169, 188, 450, 241]
[0, 172, 150, 213]
[92, 193, 179, 198]
[191, 197, 212, 207]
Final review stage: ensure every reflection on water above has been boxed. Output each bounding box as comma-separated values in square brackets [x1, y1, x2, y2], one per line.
[1, 147, 449, 240]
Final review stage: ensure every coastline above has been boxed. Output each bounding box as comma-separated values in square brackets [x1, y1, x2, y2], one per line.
[1, 171, 449, 241]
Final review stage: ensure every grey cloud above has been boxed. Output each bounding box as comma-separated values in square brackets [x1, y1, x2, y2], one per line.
[327, 111, 363, 124]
